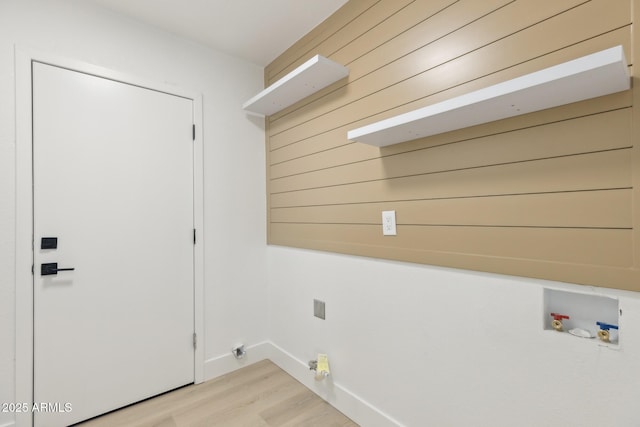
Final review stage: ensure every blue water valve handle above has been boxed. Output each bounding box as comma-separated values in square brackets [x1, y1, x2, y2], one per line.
[596, 321, 618, 331]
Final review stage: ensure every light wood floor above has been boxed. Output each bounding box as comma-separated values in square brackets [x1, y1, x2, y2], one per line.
[77, 359, 358, 427]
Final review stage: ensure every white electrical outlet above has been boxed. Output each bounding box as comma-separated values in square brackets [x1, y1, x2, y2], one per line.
[382, 210, 397, 235]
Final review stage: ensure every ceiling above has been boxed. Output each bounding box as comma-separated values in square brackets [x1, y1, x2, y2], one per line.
[85, 0, 349, 66]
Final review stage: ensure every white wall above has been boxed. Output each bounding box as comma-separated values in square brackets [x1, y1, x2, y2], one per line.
[0, 1, 266, 425]
[268, 246, 640, 427]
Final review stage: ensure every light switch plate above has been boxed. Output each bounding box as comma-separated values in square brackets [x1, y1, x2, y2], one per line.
[382, 210, 397, 235]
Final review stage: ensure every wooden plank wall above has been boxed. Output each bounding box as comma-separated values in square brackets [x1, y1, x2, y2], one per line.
[264, 0, 640, 291]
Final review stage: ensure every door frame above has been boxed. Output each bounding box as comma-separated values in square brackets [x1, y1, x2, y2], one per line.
[15, 47, 205, 427]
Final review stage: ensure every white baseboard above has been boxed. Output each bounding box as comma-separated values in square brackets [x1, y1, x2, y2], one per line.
[203, 341, 402, 427]
[203, 341, 272, 381]
[267, 342, 403, 427]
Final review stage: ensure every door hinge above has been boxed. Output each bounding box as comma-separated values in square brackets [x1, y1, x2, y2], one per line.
[192, 124, 195, 141]
[193, 333, 197, 349]
[193, 228, 196, 245]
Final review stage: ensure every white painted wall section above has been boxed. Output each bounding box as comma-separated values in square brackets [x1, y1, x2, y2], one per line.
[267, 246, 640, 427]
[0, 1, 266, 425]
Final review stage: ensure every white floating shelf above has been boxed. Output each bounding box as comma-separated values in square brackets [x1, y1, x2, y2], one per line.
[243, 54, 348, 116]
[348, 46, 630, 147]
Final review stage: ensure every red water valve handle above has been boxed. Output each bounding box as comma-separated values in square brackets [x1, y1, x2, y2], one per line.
[550, 313, 570, 321]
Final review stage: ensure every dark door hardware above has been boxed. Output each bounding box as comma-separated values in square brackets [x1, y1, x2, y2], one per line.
[41, 262, 75, 276]
[41, 237, 58, 250]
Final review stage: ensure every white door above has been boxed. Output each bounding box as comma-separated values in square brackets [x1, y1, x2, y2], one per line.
[32, 62, 195, 427]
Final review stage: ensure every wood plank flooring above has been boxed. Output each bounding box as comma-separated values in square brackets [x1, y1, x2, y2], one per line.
[76, 360, 358, 427]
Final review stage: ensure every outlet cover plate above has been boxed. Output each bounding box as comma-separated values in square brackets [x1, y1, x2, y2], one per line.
[382, 210, 397, 235]
[314, 299, 326, 319]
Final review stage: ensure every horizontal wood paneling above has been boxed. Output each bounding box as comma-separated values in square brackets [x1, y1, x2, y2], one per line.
[267, 0, 412, 83]
[330, 0, 460, 67]
[265, 0, 378, 81]
[270, 3, 630, 151]
[265, 0, 638, 291]
[269, 0, 589, 135]
[270, 108, 631, 184]
[269, 235, 640, 291]
[269, 85, 632, 165]
[271, 150, 631, 207]
[269, 0, 507, 123]
[270, 223, 632, 268]
[271, 189, 632, 229]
